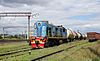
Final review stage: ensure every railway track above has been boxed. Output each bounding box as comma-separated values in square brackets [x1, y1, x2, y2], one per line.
[30, 41, 90, 61]
[0, 44, 30, 55]
[0, 47, 32, 60]
[31, 46, 75, 61]
[0, 40, 28, 43]
[0, 48, 31, 56]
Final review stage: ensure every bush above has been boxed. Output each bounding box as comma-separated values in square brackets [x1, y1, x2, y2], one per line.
[14, 35, 18, 38]
[0, 35, 2, 39]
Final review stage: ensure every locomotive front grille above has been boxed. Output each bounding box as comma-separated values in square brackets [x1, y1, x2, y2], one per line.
[35, 41, 39, 46]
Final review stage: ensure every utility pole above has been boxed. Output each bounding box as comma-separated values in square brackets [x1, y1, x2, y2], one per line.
[0, 12, 31, 39]
[28, 16, 30, 39]
[25, 30, 27, 39]
[3, 27, 4, 39]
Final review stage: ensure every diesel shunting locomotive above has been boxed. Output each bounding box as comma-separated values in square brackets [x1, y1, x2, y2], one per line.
[29, 21, 85, 48]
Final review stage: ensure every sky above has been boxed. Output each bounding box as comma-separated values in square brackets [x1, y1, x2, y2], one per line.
[0, 0, 100, 34]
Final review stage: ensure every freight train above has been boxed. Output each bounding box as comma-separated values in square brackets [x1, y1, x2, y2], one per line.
[29, 21, 85, 48]
[87, 32, 100, 42]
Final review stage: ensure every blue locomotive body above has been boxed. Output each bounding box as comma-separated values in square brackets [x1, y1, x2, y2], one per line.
[33, 21, 67, 38]
[33, 21, 47, 37]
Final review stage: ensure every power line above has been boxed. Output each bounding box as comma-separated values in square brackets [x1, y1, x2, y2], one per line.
[0, 12, 39, 39]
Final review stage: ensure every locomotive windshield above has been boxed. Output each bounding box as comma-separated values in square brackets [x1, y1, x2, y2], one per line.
[38, 23, 41, 26]
[33, 22, 47, 37]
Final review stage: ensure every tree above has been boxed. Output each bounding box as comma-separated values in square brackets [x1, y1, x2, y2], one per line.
[0, 35, 2, 39]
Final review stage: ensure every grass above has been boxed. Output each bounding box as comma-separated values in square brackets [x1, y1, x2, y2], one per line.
[0, 37, 27, 40]
[58, 40, 100, 61]
[0, 41, 31, 61]
[0, 41, 30, 55]
[0, 41, 28, 48]
[38, 40, 92, 61]
[20, 40, 99, 61]
[1, 40, 99, 61]
[0, 40, 88, 61]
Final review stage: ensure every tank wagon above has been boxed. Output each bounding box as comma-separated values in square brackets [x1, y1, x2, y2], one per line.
[29, 21, 83, 48]
[82, 34, 87, 40]
[66, 28, 74, 42]
[87, 32, 100, 42]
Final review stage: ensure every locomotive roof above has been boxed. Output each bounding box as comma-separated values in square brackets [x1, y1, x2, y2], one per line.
[35, 21, 66, 29]
[36, 21, 48, 24]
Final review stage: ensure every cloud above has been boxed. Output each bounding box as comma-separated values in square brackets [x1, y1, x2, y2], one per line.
[67, 13, 100, 20]
[0, 0, 51, 7]
[0, 0, 100, 34]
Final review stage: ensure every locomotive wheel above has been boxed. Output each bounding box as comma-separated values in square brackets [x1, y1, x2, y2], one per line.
[64, 39, 68, 43]
[89, 39, 93, 42]
[44, 40, 53, 47]
[55, 40, 60, 46]
[68, 38, 72, 42]
[44, 42, 49, 47]
[59, 40, 63, 44]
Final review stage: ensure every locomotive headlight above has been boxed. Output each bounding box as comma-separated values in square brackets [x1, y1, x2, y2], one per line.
[39, 37, 44, 42]
[32, 37, 35, 42]
[32, 39, 35, 42]
[40, 39, 43, 43]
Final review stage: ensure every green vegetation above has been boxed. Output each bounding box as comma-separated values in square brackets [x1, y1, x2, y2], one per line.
[45, 40, 100, 61]
[7, 35, 26, 40]
[0, 38, 27, 40]
[0, 35, 2, 39]
[0, 40, 88, 61]
[61, 41, 100, 61]
[0, 40, 100, 61]
[0, 42, 30, 55]
[0, 34, 27, 40]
